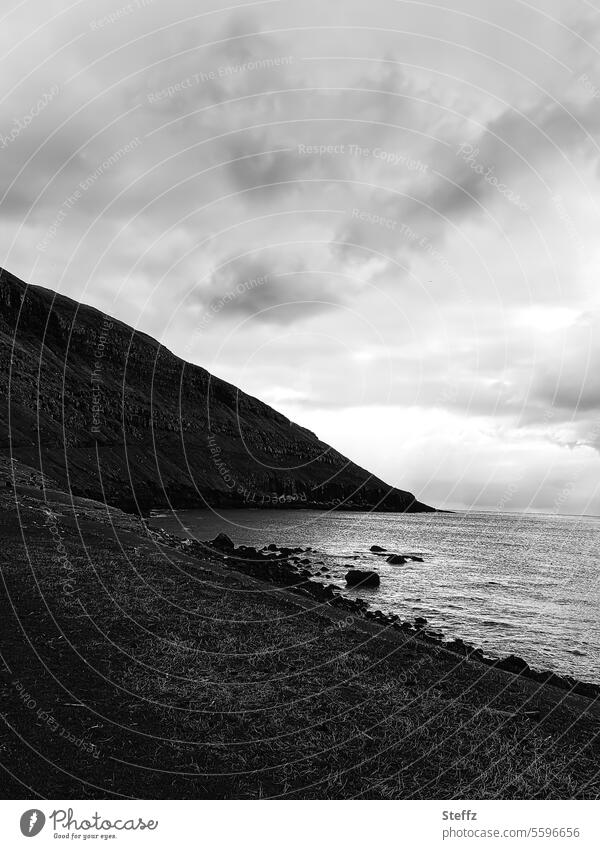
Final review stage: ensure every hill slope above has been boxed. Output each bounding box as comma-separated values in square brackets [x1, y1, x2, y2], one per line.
[0, 268, 433, 513]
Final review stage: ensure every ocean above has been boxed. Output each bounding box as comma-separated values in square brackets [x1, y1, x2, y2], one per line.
[150, 507, 600, 682]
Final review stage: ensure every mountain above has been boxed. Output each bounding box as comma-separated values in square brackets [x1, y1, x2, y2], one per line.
[0, 268, 433, 513]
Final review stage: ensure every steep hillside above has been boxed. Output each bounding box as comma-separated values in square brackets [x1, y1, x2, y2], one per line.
[0, 268, 433, 513]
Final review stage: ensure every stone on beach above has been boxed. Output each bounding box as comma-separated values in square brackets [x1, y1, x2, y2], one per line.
[496, 655, 530, 675]
[211, 532, 234, 551]
[386, 554, 407, 564]
[345, 569, 381, 589]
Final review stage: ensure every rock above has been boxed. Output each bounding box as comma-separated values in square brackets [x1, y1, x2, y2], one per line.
[345, 569, 380, 589]
[407, 556, 424, 562]
[370, 545, 387, 552]
[266, 543, 278, 551]
[573, 681, 600, 699]
[237, 545, 259, 559]
[386, 554, 407, 564]
[445, 639, 468, 655]
[496, 655, 530, 675]
[211, 532, 234, 551]
[299, 558, 310, 565]
[522, 709, 542, 721]
[414, 616, 427, 628]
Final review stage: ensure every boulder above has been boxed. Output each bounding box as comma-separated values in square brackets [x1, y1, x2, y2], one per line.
[414, 616, 428, 628]
[574, 681, 600, 699]
[345, 569, 380, 589]
[370, 545, 387, 552]
[445, 639, 468, 655]
[236, 545, 259, 559]
[386, 554, 407, 565]
[211, 532, 234, 551]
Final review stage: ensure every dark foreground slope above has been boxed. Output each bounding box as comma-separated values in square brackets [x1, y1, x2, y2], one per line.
[0, 472, 598, 799]
[0, 268, 432, 513]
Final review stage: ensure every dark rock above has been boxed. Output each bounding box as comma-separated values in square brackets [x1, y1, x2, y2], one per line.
[266, 543, 278, 551]
[345, 569, 380, 589]
[445, 639, 469, 655]
[496, 655, 530, 675]
[370, 545, 387, 552]
[386, 554, 407, 565]
[211, 532, 234, 551]
[414, 616, 427, 628]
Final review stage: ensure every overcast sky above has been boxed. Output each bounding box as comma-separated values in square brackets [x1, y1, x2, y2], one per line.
[2, 0, 600, 513]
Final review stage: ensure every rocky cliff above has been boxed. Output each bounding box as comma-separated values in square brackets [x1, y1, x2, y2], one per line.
[0, 268, 433, 513]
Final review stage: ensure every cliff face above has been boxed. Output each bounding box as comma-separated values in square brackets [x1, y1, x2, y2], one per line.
[0, 268, 433, 513]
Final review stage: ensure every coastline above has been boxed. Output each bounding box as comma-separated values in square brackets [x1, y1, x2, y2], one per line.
[148, 525, 600, 701]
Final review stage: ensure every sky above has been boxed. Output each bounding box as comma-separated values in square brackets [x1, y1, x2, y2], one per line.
[2, 0, 600, 514]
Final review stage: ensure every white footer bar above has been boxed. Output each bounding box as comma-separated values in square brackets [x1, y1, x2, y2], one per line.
[0, 800, 598, 848]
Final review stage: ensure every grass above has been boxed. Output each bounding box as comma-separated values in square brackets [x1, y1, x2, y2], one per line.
[1, 480, 600, 799]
